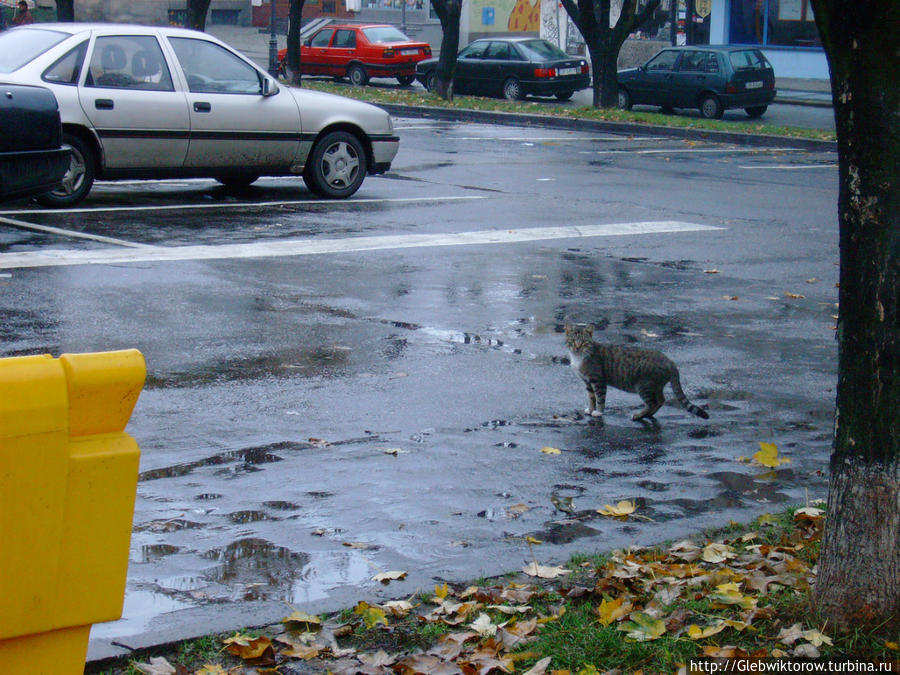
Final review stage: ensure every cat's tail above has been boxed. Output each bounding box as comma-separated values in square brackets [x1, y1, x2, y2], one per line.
[669, 372, 710, 419]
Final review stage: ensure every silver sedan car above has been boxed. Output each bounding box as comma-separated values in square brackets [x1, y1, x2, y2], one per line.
[0, 23, 399, 206]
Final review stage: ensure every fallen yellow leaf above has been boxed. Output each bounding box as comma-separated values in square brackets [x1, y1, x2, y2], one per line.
[596, 596, 632, 626]
[597, 500, 637, 518]
[753, 442, 791, 468]
[688, 622, 727, 639]
[372, 570, 407, 583]
[522, 562, 570, 579]
[541, 446, 562, 455]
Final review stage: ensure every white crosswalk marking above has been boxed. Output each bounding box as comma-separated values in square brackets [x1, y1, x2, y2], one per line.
[0, 221, 722, 270]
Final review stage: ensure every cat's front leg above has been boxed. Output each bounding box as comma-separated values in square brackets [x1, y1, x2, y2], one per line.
[584, 381, 597, 415]
[589, 379, 606, 417]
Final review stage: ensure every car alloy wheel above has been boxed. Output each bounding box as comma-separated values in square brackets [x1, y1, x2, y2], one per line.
[617, 87, 632, 110]
[348, 63, 368, 86]
[304, 130, 366, 198]
[503, 77, 523, 101]
[36, 133, 95, 208]
[424, 70, 437, 92]
[700, 94, 724, 119]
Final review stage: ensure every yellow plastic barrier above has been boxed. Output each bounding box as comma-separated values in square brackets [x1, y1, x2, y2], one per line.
[0, 350, 144, 674]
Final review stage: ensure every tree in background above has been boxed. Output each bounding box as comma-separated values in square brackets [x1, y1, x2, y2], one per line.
[54, 0, 74, 21]
[429, 0, 462, 99]
[808, 0, 899, 630]
[558, 0, 660, 107]
[186, 0, 212, 30]
[284, 0, 306, 85]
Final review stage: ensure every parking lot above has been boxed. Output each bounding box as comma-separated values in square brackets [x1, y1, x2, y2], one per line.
[0, 117, 841, 660]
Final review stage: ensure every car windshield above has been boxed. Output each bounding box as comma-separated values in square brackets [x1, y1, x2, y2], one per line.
[0, 28, 70, 73]
[516, 39, 568, 61]
[729, 49, 770, 71]
[362, 26, 410, 43]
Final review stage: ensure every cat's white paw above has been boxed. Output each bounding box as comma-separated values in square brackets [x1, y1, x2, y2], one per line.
[591, 410, 604, 418]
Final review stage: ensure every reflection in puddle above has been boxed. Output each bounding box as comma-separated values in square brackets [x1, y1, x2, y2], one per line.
[203, 538, 309, 601]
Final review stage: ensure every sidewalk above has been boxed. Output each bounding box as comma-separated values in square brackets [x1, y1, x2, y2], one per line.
[208, 24, 833, 108]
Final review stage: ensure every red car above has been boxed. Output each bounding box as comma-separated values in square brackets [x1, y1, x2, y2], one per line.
[278, 24, 431, 86]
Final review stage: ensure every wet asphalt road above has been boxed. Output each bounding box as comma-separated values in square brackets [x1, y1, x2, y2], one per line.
[0, 116, 839, 661]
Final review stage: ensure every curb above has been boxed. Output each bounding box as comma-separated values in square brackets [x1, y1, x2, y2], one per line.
[378, 103, 837, 152]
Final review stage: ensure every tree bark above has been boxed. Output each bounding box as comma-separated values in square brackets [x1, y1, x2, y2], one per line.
[186, 0, 212, 31]
[430, 0, 461, 100]
[286, 0, 305, 85]
[809, 0, 900, 631]
[559, 0, 659, 108]
[54, 0, 74, 21]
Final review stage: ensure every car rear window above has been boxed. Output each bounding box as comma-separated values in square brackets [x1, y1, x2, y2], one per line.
[729, 50, 770, 71]
[362, 26, 410, 43]
[0, 28, 70, 73]
[516, 39, 568, 61]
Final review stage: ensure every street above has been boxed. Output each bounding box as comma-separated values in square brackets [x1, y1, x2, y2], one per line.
[0, 116, 839, 660]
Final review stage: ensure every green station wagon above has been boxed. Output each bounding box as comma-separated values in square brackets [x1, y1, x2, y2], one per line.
[617, 45, 777, 119]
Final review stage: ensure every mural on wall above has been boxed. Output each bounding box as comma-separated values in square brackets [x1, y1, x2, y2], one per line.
[471, 0, 539, 33]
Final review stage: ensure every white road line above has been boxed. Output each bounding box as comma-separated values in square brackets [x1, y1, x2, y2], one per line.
[738, 164, 837, 170]
[0, 221, 721, 270]
[0, 195, 485, 217]
[580, 147, 812, 155]
[0, 215, 153, 248]
[451, 136, 664, 142]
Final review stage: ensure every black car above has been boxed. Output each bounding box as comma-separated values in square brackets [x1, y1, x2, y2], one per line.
[617, 45, 777, 119]
[416, 38, 590, 101]
[0, 83, 70, 202]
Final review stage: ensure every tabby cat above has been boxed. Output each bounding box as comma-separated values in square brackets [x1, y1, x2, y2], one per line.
[565, 323, 709, 421]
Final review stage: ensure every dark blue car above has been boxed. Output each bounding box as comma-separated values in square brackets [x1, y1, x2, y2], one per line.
[417, 37, 590, 101]
[617, 45, 777, 119]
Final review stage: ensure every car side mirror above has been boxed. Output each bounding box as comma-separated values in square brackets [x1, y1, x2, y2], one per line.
[639, 64, 646, 72]
[261, 77, 278, 96]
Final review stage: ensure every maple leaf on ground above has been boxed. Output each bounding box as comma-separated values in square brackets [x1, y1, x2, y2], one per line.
[595, 596, 632, 626]
[702, 542, 736, 563]
[470, 612, 500, 637]
[597, 500, 637, 518]
[282, 610, 322, 632]
[373, 570, 407, 583]
[776, 623, 805, 645]
[617, 611, 666, 642]
[354, 601, 389, 629]
[223, 634, 274, 661]
[753, 442, 791, 468]
[383, 600, 415, 616]
[688, 622, 727, 640]
[523, 562, 571, 579]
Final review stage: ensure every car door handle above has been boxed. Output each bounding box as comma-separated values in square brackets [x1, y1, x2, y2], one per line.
[194, 102, 211, 113]
[95, 98, 114, 110]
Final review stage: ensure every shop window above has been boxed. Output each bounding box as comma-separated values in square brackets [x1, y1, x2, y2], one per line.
[729, 0, 821, 48]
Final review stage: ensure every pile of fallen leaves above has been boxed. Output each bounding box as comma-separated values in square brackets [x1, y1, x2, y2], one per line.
[127, 503, 900, 675]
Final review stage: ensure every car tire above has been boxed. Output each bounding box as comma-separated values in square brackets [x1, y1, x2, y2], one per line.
[216, 173, 260, 188]
[617, 87, 632, 111]
[699, 94, 724, 119]
[348, 63, 368, 86]
[36, 133, 94, 208]
[397, 75, 415, 87]
[555, 90, 574, 101]
[424, 70, 437, 92]
[745, 105, 768, 118]
[503, 77, 523, 101]
[303, 130, 366, 199]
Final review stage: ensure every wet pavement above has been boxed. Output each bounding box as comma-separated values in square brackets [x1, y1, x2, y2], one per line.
[0, 117, 838, 663]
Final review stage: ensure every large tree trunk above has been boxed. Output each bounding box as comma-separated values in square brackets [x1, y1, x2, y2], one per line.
[810, 0, 900, 631]
[54, 0, 74, 21]
[186, 0, 212, 30]
[560, 0, 659, 109]
[286, 0, 305, 86]
[586, 41, 619, 108]
[430, 0, 461, 100]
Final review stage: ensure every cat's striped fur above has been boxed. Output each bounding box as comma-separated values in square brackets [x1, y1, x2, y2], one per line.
[565, 323, 709, 421]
